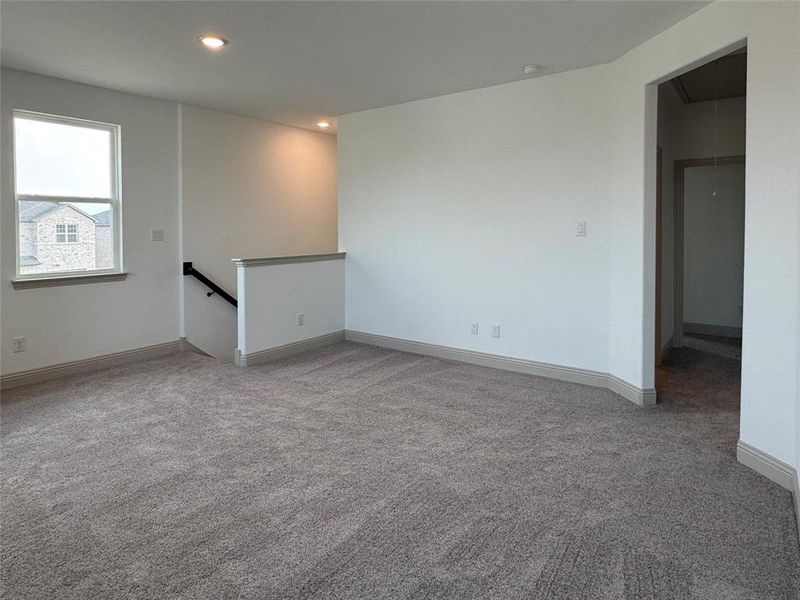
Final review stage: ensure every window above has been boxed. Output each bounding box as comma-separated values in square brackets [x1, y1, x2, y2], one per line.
[13, 111, 121, 278]
[55, 224, 78, 244]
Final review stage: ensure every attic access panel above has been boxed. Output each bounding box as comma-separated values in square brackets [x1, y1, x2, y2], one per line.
[672, 50, 746, 103]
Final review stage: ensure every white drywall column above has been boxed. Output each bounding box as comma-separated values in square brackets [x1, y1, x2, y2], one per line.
[234, 255, 345, 362]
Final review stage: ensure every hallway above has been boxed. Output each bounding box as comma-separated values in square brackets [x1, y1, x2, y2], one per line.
[657, 333, 742, 412]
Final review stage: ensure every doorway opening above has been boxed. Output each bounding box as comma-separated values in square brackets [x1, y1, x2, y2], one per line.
[654, 47, 746, 410]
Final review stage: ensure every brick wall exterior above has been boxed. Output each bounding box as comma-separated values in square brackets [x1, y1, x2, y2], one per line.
[20, 207, 97, 275]
[19, 222, 38, 261]
[95, 225, 113, 270]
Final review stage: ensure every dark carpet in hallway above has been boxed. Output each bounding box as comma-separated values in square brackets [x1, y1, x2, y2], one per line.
[2, 341, 798, 599]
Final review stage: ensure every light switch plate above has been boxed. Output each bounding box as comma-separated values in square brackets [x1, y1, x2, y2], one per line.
[576, 221, 587, 237]
[151, 228, 165, 242]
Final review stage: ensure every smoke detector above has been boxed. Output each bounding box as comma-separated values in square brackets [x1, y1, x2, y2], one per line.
[522, 64, 543, 77]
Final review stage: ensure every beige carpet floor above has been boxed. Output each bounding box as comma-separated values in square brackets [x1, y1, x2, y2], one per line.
[2, 341, 798, 599]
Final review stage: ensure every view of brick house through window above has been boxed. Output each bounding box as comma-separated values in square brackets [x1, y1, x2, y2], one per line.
[19, 201, 113, 274]
[13, 111, 120, 278]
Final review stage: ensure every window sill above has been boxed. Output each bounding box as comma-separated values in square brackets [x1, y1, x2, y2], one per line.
[11, 272, 129, 289]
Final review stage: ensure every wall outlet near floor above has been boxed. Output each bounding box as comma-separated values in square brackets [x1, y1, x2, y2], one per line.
[471, 322, 479, 335]
[150, 227, 165, 242]
[492, 324, 501, 338]
[296, 313, 305, 327]
[12, 337, 26, 353]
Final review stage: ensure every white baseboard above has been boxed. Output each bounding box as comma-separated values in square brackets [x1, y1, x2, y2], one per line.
[683, 322, 742, 338]
[607, 374, 658, 406]
[344, 330, 656, 407]
[236, 331, 345, 368]
[0, 340, 182, 390]
[736, 440, 794, 490]
[737, 440, 800, 546]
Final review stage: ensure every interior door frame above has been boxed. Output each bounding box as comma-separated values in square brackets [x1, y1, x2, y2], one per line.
[655, 146, 663, 365]
[672, 154, 746, 348]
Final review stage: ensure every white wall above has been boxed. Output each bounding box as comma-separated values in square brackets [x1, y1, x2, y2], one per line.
[340, 64, 614, 374]
[1, 69, 180, 375]
[180, 105, 338, 361]
[237, 258, 345, 359]
[657, 86, 746, 347]
[339, 2, 800, 469]
[0, 75, 338, 373]
[610, 1, 799, 470]
[683, 163, 745, 330]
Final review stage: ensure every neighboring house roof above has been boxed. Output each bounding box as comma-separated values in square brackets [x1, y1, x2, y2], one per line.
[94, 209, 111, 226]
[19, 201, 60, 222]
[20, 255, 41, 267]
[18, 201, 99, 223]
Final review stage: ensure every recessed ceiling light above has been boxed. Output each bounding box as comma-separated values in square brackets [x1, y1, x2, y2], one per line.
[317, 121, 331, 129]
[198, 35, 228, 49]
[523, 64, 543, 77]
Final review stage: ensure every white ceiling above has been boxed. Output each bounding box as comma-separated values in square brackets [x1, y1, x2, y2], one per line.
[1, 1, 708, 133]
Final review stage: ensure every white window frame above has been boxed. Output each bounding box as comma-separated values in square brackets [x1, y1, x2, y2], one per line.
[12, 110, 123, 280]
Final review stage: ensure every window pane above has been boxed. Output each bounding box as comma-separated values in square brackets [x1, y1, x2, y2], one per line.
[14, 116, 113, 198]
[18, 201, 115, 275]
[55, 223, 66, 244]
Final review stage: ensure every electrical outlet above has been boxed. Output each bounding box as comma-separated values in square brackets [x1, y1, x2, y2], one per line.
[471, 322, 479, 335]
[151, 227, 164, 242]
[296, 313, 304, 327]
[12, 337, 26, 353]
[576, 221, 587, 237]
[492, 324, 501, 338]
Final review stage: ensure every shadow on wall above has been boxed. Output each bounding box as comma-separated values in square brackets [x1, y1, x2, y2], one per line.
[184, 277, 237, 362]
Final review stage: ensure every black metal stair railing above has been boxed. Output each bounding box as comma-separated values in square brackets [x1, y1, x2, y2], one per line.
[182, 262, 238, 308]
